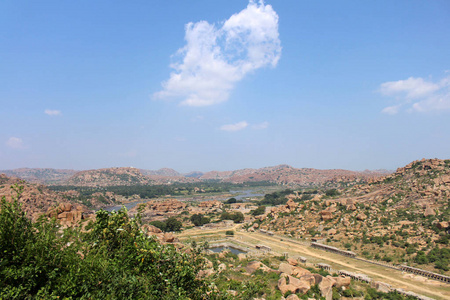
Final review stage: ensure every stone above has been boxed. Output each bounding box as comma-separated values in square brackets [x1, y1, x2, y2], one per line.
[291, 266, 311, 277]
[424, 206, 436, 217]
[237, 253, 246, 261]
[277, 275, 311, 295]
[279, 262, 293, 275]
[287, 257, 298, 266]
[437, 221, 449, 229]
[163, 232, 176, 243]
[286, 295, 300, 300]
[319, 276, 335, 300]
[197, 268, 214, 278]
[356, 213, 367, 221]
[333, 276, 351, 288]
[59, 202, 73, 212]
[217, 263, 227, 273]
[371, 281, 391, 293]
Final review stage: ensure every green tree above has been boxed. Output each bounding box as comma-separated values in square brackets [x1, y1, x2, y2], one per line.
[190, 214, 210, 226]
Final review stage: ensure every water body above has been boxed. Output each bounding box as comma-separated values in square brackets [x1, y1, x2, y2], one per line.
[209, 246, 246, 255]
[229, 189, 264, 201]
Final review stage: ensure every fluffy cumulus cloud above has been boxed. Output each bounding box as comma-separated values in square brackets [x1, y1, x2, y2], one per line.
[6, 137, 25, 149]
[220, 121, 248, 132]
[154, 0, 281, 106]
[380, 75, 450, 114]
[44, 109, 61, 116]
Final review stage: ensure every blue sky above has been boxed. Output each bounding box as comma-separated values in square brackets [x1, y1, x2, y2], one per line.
[1, 0, 449, 172]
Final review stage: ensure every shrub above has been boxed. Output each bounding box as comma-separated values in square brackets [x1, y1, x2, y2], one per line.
[0, 186, 214, 299]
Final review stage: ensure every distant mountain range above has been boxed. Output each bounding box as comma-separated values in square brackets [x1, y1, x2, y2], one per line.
[1, 165, 391, 187]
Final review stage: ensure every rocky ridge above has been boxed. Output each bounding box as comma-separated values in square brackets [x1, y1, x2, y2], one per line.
[254, 158, 450, 274]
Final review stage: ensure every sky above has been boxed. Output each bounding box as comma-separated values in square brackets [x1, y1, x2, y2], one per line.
[1, 0, 450, 173]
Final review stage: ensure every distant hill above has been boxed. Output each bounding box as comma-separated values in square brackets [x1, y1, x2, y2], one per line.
[184, 171, 204, 178]
[1, 165, 391, 187]
[65, 167, 152, 187]
[0, 168, 77, 184]
[199, 164, 389, 185]
[140, 168, 181, 177]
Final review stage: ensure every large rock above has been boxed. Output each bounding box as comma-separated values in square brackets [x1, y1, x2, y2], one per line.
[291, 266, 311, 277]
[333, 276, 351, 288]
[320, 210, 333, 221]
[59, 202, 73, 212]
[163, 232, 177, 243]
[319, 276, 336, 300]
[287, 257, 298, 266]
[286, 294, 300, 300]
[245, 261, 273, 274]
[279, 262, 293, 275]
[424, 206, 435, 217]
[437, 221, 449, 229]
[299, 274, 316, 286]
[356, 213, 367, 221]
[278, 275, 310, 295]
[371, 281, 391, 293]
[142, 224, 163, 234]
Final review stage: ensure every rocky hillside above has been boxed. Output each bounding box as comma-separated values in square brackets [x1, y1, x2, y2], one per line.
[140, 168, 181, 177]
[0, 174, 87, 222]
[253, 158, 450, 274]
[200, 164, 389, 185]
[0, 168, 77, 184]
[65, 167, 153, 187]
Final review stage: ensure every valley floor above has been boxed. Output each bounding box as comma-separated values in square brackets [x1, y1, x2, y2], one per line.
[178, 226, 450, 300]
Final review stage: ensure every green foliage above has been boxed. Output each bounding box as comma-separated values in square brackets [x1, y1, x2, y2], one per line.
[226, 197, 237, 204]
[250, 206, 265, 216]
[225, 230, 234, 236]
[414, 247, 450, 271]
[259, 189, 293, 206]
[190, 213, 210, 226]
[325, 189, 340, 197]
[150, 217, 182, 232]
[221, 211, 244, 223]
[0, 187, 216, 299]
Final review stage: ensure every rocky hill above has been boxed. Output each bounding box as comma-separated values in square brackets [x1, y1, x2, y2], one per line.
[140, 168, 181, 177]
[0, 174, 87, 222]
[2, 165, 390, 187]
[65, 167, 153, 187]
[0, 168, 77, 184]
[253, 158, 450, 274]
[200, 164, 389, 185]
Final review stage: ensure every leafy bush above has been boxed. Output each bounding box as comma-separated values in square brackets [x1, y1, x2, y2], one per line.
[250, 206, 265, 216]
[190, 213, 210, 226]
[0, 187, 215, 299]
[221, 211, 244, 223]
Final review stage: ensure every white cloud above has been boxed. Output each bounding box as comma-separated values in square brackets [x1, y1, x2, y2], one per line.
[154, 0, 281, 106]
[6, 137, 25, 149]
[220, 121, 248, 132]
[45, 109, 61, 116]
[252, 121, 269, 129]
[381, 105, 401, 115]
[380, 74, 450, 114]
[380, 77, 439, 99]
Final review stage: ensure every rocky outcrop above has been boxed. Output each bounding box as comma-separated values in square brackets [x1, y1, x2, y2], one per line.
[46, 202, 85, 227]
[319, 276, 336, 300]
